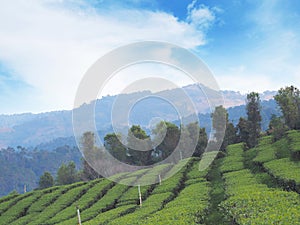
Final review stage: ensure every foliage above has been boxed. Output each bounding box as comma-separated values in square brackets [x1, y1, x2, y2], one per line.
[264, 158, 300, 186]
[0, 146, 81, 196]
[0, 191, 42, 224]
[287, 130, 300, 160]
[27, 182, 89, 225]
[109, 192, 173, 225]
[104, 132, 127, 163]
[140, 182, 210, 225]
[185, 122, 208, 157]
[267, 114, 288, 141]
[153, 121, 180, 161]
[211, 105, 227, 146]
[220, 143, 244, 173]
[274, 85, 300, 130]
[220, 165, 300, 225]
[80, 132, 101, 180]
[222, 122, 238, 151]
[39, 172, 54, 189]
[253, 144, 277, 163]
[56, 161, 79, 185]
[222, 189, 300, 225]
[198, 151, 219, 171]
[2, 133, 300, 225]
[84, 205, 137, 225]
[236, 117, 249, 144]
[246, 92, 262, 148]
[127, 125, 152, 166]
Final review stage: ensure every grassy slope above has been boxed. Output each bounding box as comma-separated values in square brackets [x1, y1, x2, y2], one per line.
[1, 131, 300, 224]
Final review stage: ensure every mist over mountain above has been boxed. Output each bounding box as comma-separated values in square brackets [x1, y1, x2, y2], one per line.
[0, 84, 278, 150]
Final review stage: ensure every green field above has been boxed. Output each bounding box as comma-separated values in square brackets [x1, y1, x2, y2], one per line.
[1, 131, 300, 224]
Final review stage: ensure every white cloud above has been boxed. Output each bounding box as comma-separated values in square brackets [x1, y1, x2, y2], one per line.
[100, 63, 195, 97]
[0, 0, 213, 113]
[214, 64, 277, 94]
[186, 1, 219, 31]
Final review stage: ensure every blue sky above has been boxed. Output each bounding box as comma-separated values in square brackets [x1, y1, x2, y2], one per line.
[0, 0, 299, 114]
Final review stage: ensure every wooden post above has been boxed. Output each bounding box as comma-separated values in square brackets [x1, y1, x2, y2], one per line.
[180, 151, 183, 160]
[24, 184, 26, 193]
[76, 206, 82, 225]
[138, 184, 142, 207]
[158, 174, 162, 185]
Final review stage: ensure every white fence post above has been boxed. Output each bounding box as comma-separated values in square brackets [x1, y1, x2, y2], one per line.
[138, 184, 142, 207]
[77, 206, 82, 225]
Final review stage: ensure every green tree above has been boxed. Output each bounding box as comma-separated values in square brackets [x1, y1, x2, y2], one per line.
[185, 122, 208, 157]
[211, 105, 227, 144]
[222, 122, 237, 150]
[39, 171, 54, 189]
[80, 132, 100, 181]
[104, 133, 127, 163]
[211, 105, 236, 151]
[127, 125, 152, 166]
[153, 121, 180, 161]
[237, 117, 249, 144]
[267, 114, 288, 141]
[246, 92, 262, 148]
[274, 85, 300, 130]
[56, 161, 78, 185]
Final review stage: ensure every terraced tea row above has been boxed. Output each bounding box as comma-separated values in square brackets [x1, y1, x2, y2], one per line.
[220, 136, 300, 224]
[1, 131, 300, 224]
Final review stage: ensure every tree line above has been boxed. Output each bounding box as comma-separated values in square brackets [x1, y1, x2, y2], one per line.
[39, 85, 300, 189]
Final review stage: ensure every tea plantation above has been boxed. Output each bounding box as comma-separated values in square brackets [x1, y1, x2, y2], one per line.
[1, 131, 300, 224]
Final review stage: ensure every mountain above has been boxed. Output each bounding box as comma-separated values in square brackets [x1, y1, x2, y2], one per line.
[0, 84, 278, 149]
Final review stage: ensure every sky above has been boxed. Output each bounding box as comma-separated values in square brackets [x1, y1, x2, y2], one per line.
[0, 0, 299, 114]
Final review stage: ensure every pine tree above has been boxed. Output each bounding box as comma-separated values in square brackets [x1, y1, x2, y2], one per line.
[246, 92, 262, 148]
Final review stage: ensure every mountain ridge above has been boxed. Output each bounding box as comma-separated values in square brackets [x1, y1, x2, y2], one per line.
[0, 84, 278, 149]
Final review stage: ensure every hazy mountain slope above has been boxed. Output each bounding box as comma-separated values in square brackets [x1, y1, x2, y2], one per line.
[0, 85, 278, 149]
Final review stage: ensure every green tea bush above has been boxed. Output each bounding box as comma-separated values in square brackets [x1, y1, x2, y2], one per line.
[220, 143, 244, 173]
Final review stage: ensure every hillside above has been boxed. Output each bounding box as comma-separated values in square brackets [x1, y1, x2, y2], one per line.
[0, 146, 82, 197]
[0, 131, 300, 224]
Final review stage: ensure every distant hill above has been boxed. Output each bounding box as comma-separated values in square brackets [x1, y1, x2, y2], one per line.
[0, 145, 82, 196]
[0, 84, 278, 149]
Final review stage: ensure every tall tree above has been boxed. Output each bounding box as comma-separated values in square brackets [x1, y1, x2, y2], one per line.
[104, 133, 127, 163]
[56, 161, 78, 185]
[274, 85, 300, 130]
[39, 171, 54, 189]
[211, 105, 227, 144]
[127, 125, 152, 166]
[153, 121, 180, 161]
[211, 105, 236, 151]
[236, 117, 249, 143]
[246, 92, 262, 148]
[80, 132, 100, 180]
[222, 122, 237, 150]
[267, 114, 288, 141]
[186, 122, 208, 157]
